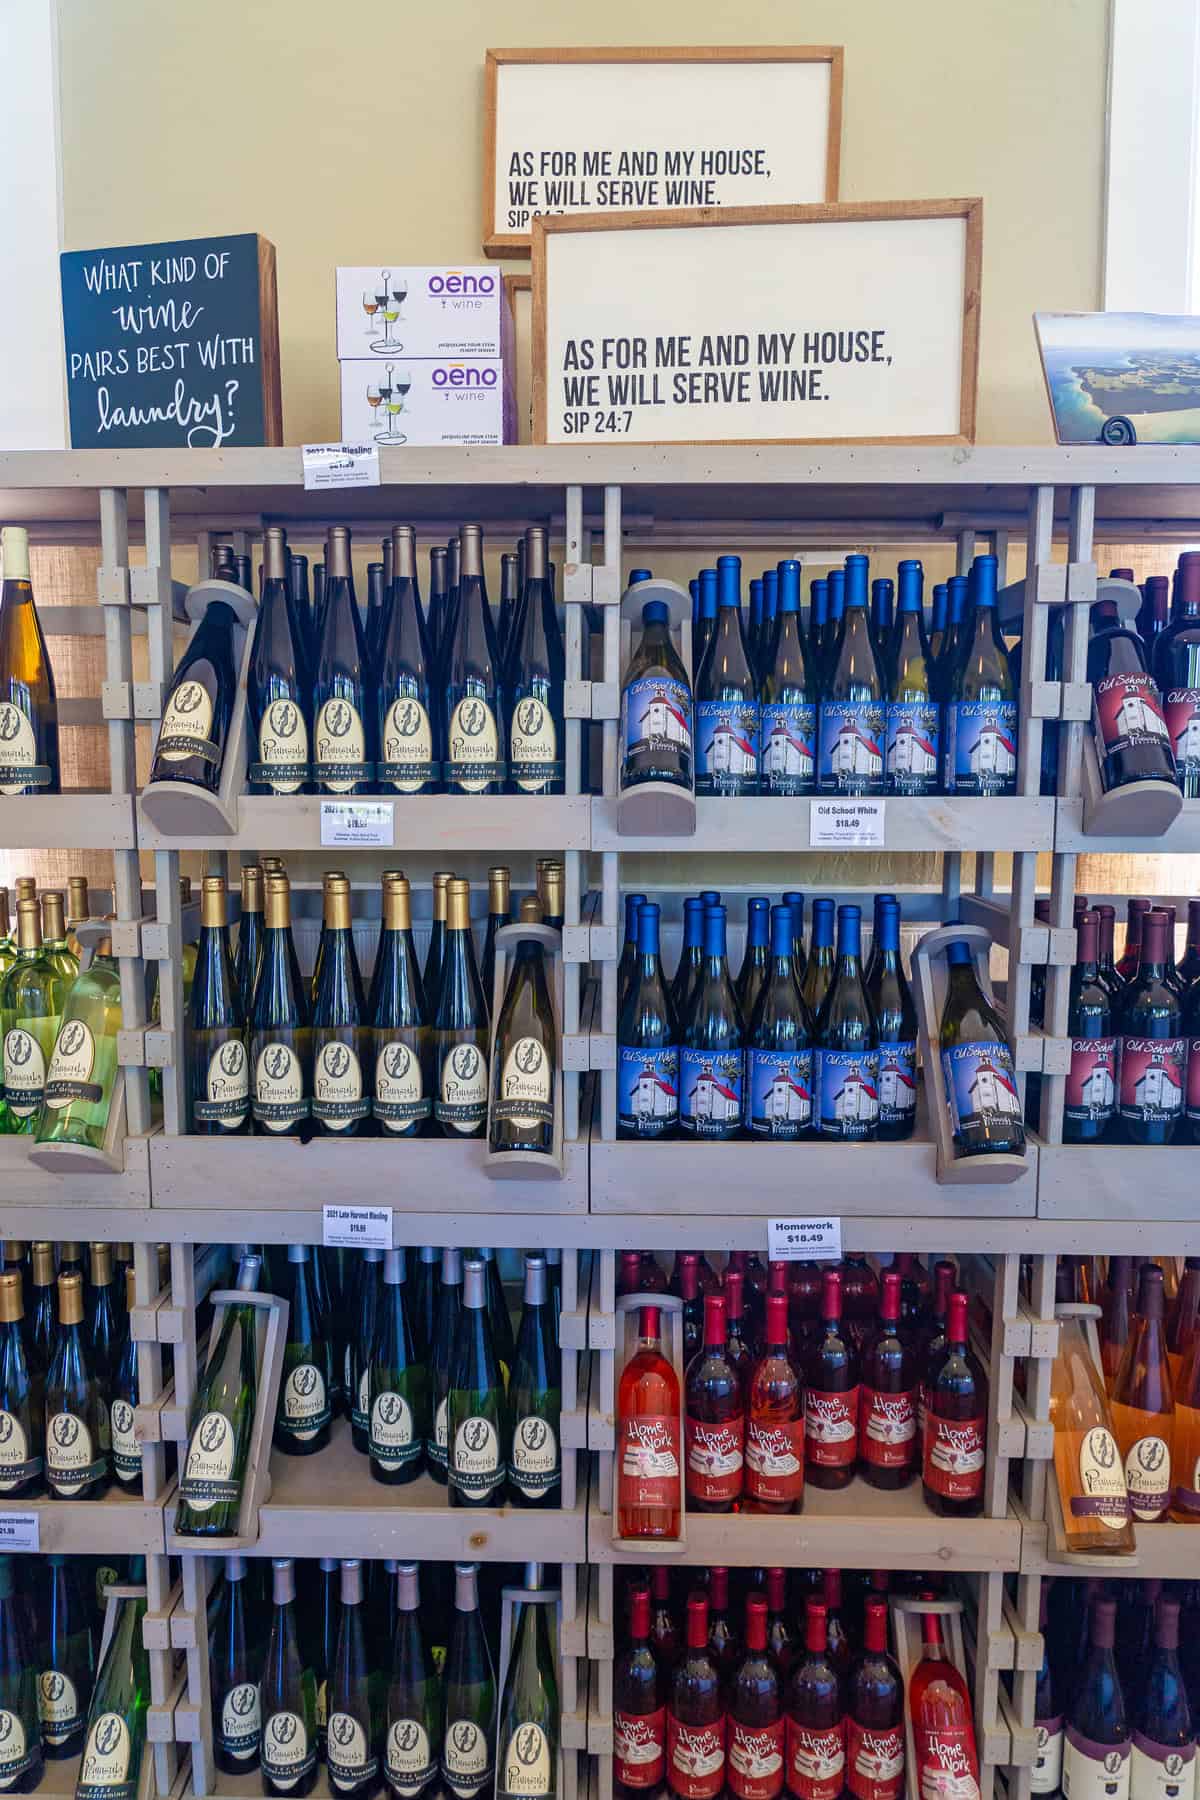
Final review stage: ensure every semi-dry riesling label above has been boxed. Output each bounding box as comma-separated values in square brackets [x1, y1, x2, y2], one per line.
[494, 1036, 553, 1131]
[313, 1040, 369, 1130]
[374, 1040, 430, 1130]
[254, 1042, 308, 1131]
[195, 1038, 249, 1128]
[436, 1042, 488, 1132]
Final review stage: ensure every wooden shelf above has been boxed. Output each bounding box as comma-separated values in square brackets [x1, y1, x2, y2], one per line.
[0, 1130, 151, 1207]
[0, 1482, 166, 1555]
[591, 794, 1055, 854]
[1036, 1142, 1200, 1224]
[137, 793, 592, 853]
[1019, 1515, 1200, 1578]
[1057, 795, 1200, 852]
[0, 793, 137, 850]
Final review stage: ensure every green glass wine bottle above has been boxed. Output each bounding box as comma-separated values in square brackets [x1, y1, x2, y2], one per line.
[408, 1247, 439, 1367]
[0, 1555, 43, 1794]
[27, 1243, 54, 1380]
[308, 1555, 340, 1761]
[175, 1254, 262, 1537]
[448, 1258, 508, 1509]
[44, 1271, 109, 1500]
[86, 1243, 120, 1404]
[313, 525, 373, 796]
[188, 876, 249, 1135]
[369, 1250, 427, 1487]
[444, 524, 505, 796]
[0, 1270, 41, 1499]
[371, 875, 431, 1137]
[479, 868, 512, 1009]
[312, 876, 371, 1136]
[148, 592, 239, 793]
[109, 1267, 141, 1492]
[0, 526, 58, 798]
[248, 526, 311, 797]
[476, 1247, 515, 1390]
[65, 876, 90, 963]
[504, 526, 565, 796]
[39, 1552, 94, 1759]
[508, 1255, 561, 1509]
[276, 1244, 333, 1457]
[428, 1250, 463, 1483]
[211, 1555, 261, 1775]
[496, 1564, 559, 1800]
[2, 898, 67, 1134]
[262, 1559, 318, 1799]
[489, 901, 557, 1157]
[377, 525, 437, 796]
[384, 1563, 442, 1800]
[39, 892, 78, 985]
[251, 876, 312, 1137]
[234, 865, 265, 1023]
[35, 934, 121, 1151]
[441, 1565, 496, 1800]
[77, 1585, 149, 1800]
[423, 874, 452, 1021]
[327, 1561, 381, 1797]
[433, 881, 490, 1139]
[349, 1249, 385, 1456]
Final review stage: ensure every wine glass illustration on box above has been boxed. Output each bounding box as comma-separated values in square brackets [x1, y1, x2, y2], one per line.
[369, 269, 405, 352]
[373, 365, 411, 443]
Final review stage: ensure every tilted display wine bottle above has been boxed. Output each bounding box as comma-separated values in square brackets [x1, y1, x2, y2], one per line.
[505, 526, 564, 795]
[313, 526, 373, 795]
[251, 876, 312, 1136]
[212, 1555, 262, 1775]
[76, 1582, 148, 1800]
[490, 900, 557, 1155]
[427, 1248, 463, 1483]
[617, 900, 678, 1141]
[620, 600, 694, 797]
[818, 554, 885, 796]
[759, 557, 816, 797]
[0, 1555, 43, 1794]
[40, 1553, 94, 1759]
[939, 940, 1026, 1156]
[866, 899, 917, 1142]
[508, 1253, 561, 1508]
[149, 587, 239, 792]
[378, 525, 437, 795]
[249, 525, 311, 795]
[175, 1254, 262, 1536]
[0, 1270, 40, 1499]
[262, 1559, 319, 1799]
[885, 559, 939, 794]
[680, 904, 744, 1140]
[3, 897, 67, 1133]
[908, 1609, 979, 1800]
[443, 524, 504, 796]
[943, 555, 1018, 797]
[695, 554, 760, 797]
[44, 1270, 109, 1499]
[326, 1560, 380, 1796]
[813, 905, 878, 1143]
[187, 876, 249, 1134]
[1089, 600, 1177, 794]
[448, 1258, 507, 1507]
[311, 875, 371, 1135]
[433, 879, 489, 1139]
[385, 1563, 442, 1800]
[0, 526, 58, 797]
[1117, 910, 1185, 1144]
[369, 1249, 427, 1486]
[276, 1243, 333, 1456]
[496, 1564, 559, 1800]
[441, 1564, 496, 1800]
[1152, 552, 1200, 795]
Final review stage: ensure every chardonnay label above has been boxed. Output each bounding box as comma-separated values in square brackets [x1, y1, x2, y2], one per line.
[509, 1412, 560, 1498]
[510, 695, 562, 792]
[110, 1397, 141, 1481]
[1072, 1426, 1131, 1527]
[78, 1710, 133, 1800]
[194, 1037, 249, 1128]
[0, 1410, 41, 1490]
[253, 1041, 309, 1131]
[617, 1045, 680, 1139]
[179, 1409, 239, 1511]
[494, 1036, 554, 1131]
[279, 1363, 330, 1441]
[219, 1682, 261, 1761]
[443, 1718, 493, 1799]
[44, 1018, 102, 1107]
[328, 1713, 378, 1790]
[45, 1412, 106, 1494]
[1118, 1037, 1186, 1129]
[380, 696, 436, 791]
[263, 1710, 316, 1788]
[0, 702, 51, 794]
[313, 1040, 370, 1130]
[446, 696, 504, 792]
[38, 1670, 83, 1747]
[760, 699, 817, 797]
[621, 674, 693, 792]
[817, 700, 885, 794]
[746, 1047, 813, 1140]
[370, 1389, 420, 1471]
[387, 1718, 437, 1795]
[3, 1026, 47, 1118]
[1062, 1725, 1130, 1800]
[1123, 1434, 1171, 1521]
[315, 697, 372, 792]
[374, 1039, 431, 1130]
[695, 698, 760, 798]
[0, 1708, 37, 1787]
[449, 1414, 503, 1500]
[943, 699, 1018, 797]
[813, 1047, 880, 1141]
[157, 679, 220, 765]
[884, 700, 940, 796]
[679, 1047, 743, 1140]
[501, 1723, 553, 1798]
[251, 699, 310, 793]
[436, 1042, 488, 1132]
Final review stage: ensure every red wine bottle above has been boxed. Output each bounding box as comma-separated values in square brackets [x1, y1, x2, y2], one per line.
[846, 1598, 904, 1800]
[784, 1601, 845, 1800]
[651, 1569, 681, 1674]
[706, 1569, 738, 1692]
[684, 1294, 744, 1513]
[614, 1584, 666, 1800]
[1152, 552, 1200, 796]
[667, 1593, 725, 1800]
[673, 1256, 703, 1365]
[1063, 1596, 1129, 1800]
[787, 1264, 822, 1355]
[922, 1291, 986, 1517]
[1089, 606, 1177, 792]
[1117, 910, 1185, 1145]
[1178, 898, 1200, 988]
[1096, 904, 1126, 999]
[1131, 1595, 1193, 1799]
[727, 1594, 784, 1800]
[859, 1271, 918, 1490]
[917, 1260, 957, 1441]
[804, 1269, 859, 1489]
[1031, 1586, 1063, 1799]
[744, 1293, 804, 1516]
[909, 1609, 980, 1800]
[1065, 910, 1117, 1143]
[722, 1272, 755, 1389]
[764, 1570, 796, 1679]
[1117, 899, 1153, 982]
[821, 1572, 853, 1682]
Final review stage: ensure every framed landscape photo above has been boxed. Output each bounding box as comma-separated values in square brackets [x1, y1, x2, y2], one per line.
[1036, 309, 1200, 445]
[483, 46, 843, 257]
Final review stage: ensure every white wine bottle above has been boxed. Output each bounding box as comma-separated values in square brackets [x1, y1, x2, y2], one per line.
[176, 1255, 262, 1536]
[261, 1559, 318, 1799]
[313, 526, 373, 797]
[508, 1255, 561, 1510]
[0, 526, 58, 798]
[40, 1553, 95, 1759]
[441, 1564, 496, 1800]
[248, 526, 311, 797]
[349, 1249, 385, 1456]
[0, 1555, 42, 1794]
[327, 1560, 380, 1797]
[2, 897, 68, 1135]
[36, 937, 121, 1152]
[433, 880, 489, 1139]
[448, 1258, 507, 1509]
[0, 1269, 41, 1499]
[496, 1564, 559, 1800]
[187, 877, 249, 1135]
[44, 1271, 109, 1500]
[377, 526, 437, 795]
[489, 900, 556, 1157]
[275, 1244, 333, 1457]
[77, 1586, 149, 1800]
[109, 1268, 141, 1492]
[428, 1250, 462, 1483]
[443, 524, 504, 796]
[211, 1555, 261, 1774]
[385, 1563, 442, 1800]
[370, 876, 431, 1138]
[40, 892, 78, 985]
[251, 876, 311, 1137]
[369, 1249, 426, 1487]
[311, 877, 371, 1137]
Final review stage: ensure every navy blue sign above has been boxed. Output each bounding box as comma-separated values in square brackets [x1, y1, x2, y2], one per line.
[60, 232, 281, 449]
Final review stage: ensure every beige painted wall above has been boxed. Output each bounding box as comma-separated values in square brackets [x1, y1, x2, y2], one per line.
[56, 0, 1108, 447]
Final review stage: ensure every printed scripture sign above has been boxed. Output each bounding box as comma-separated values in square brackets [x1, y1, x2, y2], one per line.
[60, 233, 282, 448]
[533, 201, 981, 446]
[484, 48, 842, 256]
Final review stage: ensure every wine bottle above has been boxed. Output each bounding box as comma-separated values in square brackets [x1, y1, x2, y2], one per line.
[669, 897, 704, 1026]
[865, 900, 917, 1141]
[668, 1592, 725, 1800]
[923, 1290, 985, 1517]
[0, 1269, 40, 1499]
[617, 1305, 681, 1541]
[744, 1291, 804, 1515]
[804, 1270, 858, 1489]
[39, 926, 121, 1151]
[1111, 1262, 1174, 1523]
[307, 1556, 339, 1759]
[76, 1581, 148, 1800]
[818, 554, 885, 796]
[86, 1242, 120, 1397]
[249, 526, 311, 796]
[443, 524, 504, 796]
[369, 1249, 426, 1486]
[505, 526, 564, 795]
[859, 1271, 917, 1489]
[251, 876, 312, 1136]
[726, 1593, 783, 1800]
[433, 880, 489, 1139]
[490, 903, 557, 1155]
[233, 865, 265, 1022]
[935, 574, 968, 699]
[276, 1243, 333, 1457]
[409, 1245, 439, 1367]
[481, 868, 513, 1007]
[1117, 899, 1152, 983]
[310, 876, 371, 1136]
[175, 1254, 261, 1536]
[186, 876, 249, 1134]
[326, 1561, 380, 1797]
[680, 904, 744, 1140]
[382, 1563, 442, 1800]
[735, 897, 771, 1027]
[744, 905, 814, 1143]
[760, 557, 816, 797]
[313, 526, 373, 795]
[823, 567, 847, 678]
[695, 555, 760, 797]
[1063, 1597, 1129, 1800]
[44, 1270, 109, 1499]
[784, 1598, 844, 1800]
[943, 555, 1018, 797]
[845, 1597, 903, 1800]
[367, 875, 430, 1137]
[0, 1555, 41, 1795]
[1153, 554, 1200, 795]
[262, 1559, 319, 1799]
[908, 1610, 980, 1800]
[801, 899, 836, 1022]
[1116, 910, 1185, 1143]
[813, 905, 878, 1143]
[939, 940, 1026, 1156]
[344, 1249, 385, 1455]
[39, 891, 77, 985]
[1049, 1305, 1134, 1551]
[1090, 604, 1177, 792]
[885, 559, 940, 794]
[620, 600, 694, 797]
[424, 872, 452, 1010]
[441, 1564, 496, 1800]
[27, 1243, 54, 1379]
[618, 901, 680, 1141]
[1166, 1255, 1200, 1385]
[448, 1258, 507, 1508]
[615, 1584, 665, 1800]
[374, 527, 435, 795]
[212, 1555, 262, 1774]
[427, 1248, 463, 1483]
[495, 1564, 558, 1800]
[683, 1292, 742, 1513]
[807, 579, 828, 676]
[508, 1254, 561, 1508]
[1065, 910, 1117, 1143]
[2, 898, 67, 1133]
[149, 592, 238, 793]
[0, 526, 58, 797]
[1129, 1595, 1193, 1800]
[288, 551, 316, 671]
[1030, 1587, 1063, 1798]
[40, 1552, 94, 1759]
[693, 570, 718, 681]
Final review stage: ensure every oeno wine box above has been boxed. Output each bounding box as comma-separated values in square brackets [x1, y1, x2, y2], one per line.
[340, 359, 516, 447]
[335, 265, 512, 360]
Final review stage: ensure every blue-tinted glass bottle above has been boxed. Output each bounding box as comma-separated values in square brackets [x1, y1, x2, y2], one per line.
[818, 555, 885, 796]
[695, 555, 760, 797]
[680, 905, 744, 1140]
[617, 902, 679, 1141]
[746, 904, 814, 1141]
[760, 559, 817, 797]
[813, 904, 879, 1143]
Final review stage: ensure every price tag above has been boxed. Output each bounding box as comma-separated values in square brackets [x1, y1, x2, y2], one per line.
[323, 1205, 393, 1250]
[320, 800, 394, 847]
[767, 1216, 843, 1261]
[302, 442, 381, 491]
[0, 1512, 39, 1552]
[809, 798, 886, 848]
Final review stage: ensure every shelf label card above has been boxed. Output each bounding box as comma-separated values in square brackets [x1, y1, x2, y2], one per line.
[809, 798, 885, 848]
[323, 1205, 393, 1250]
[302, 442, 381, 490]
[767, 1216, 843, 1262]
[319, 800, 394, 847]
[0, 1512, 39, 1552]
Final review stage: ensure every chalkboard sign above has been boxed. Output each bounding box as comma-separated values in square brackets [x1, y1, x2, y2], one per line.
[60, 231, 282, 449]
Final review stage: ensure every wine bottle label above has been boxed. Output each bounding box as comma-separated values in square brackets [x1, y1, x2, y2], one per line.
[450, 1414, 503, 1499]
[679, 1048, 744, 1139]
[744, 1417, 805, 1504]
[375, 1040, 432, 1129]
[317, 1682, 327, 1732]
[0, 702, 52, 794]
[509, 1412, 560, 1497]
[78, 1710, 134, 1800]
[914, 1723, 980, 1800]
[387, 1718, 437, 1795]
[922, 1413, 985, 1501]
[1118, 1037, 1186, 1127]
[621, 675, 693, 792]
[1122, 1434, 1171, 1521]
[38, 1670, 83, 1746]
[696, 699, 761, 797]
[846, 1720, 905, 1800]
[940, 1042, 1022, 1143]
[509, 696, 563, 792]
[313, 1040, 370, 1129]
[442, 1718, 494, 1798]
[1066, 1037, 1118, 1128]
[859, 1387, 917, 1469]
[445, 697, 505, 791]
[760, 700, 817, 797]
[436, 1043, 488, 1131]
[813, 1048, 880, 1141]
[685, 1413, 745, 1505]
[262, 1710, 316, 1788]
[370, 1389, 420, 1470]
[1072, 1426, 1131, 1526]
[0, 1411, 41, 1490]
[380, 696, 437, 792]
[3, 1026, 47, 1117]
[728, 1717, 785, 1800]
[1131, 1733, 1195, 1800]
[1173, 1443, 1200, 1515]
[617, 1045, 680, 1138]
[1092, 672, 1173, 776]
[44, 1017, 103, 1108]
[220, 1682, 262, 1760]
[746, 1048, 813, 1139]
[251, 699, 310, 793]
[785, 1718, 845, 1800]
[179, 1409, 239, 1510]
[877, 1042, 918, 1128]
[194, 1037, 250, 1128]
[817, 701, 885, 794]
[804, 1387, 860, 1467]
[329, 1713, 379, 1790]
[884, 700, 940, 795]
[494, 1036, 554, 1131]
[429, 1396, 449, 1470]
[615, 1707, 666, 1790]
[279, 1363, 330, 1441]
[1062, 1726, 1130, 1800]
[254, 1042, 310, 1130]
[667, 1713, 726, 1800]
[943, 699, 1018, 796]
[315, 698, 373, 791]
[1163, 688, 1200, 785]
[45, 1413, 106, 1493]
[109, 1397, 141, 1480]
[500, 1722, 552, 1797]
[157, 679, 221, 765]
[618, 1413, 681, 1513]
[0, 1708, 38, 1788]
[1031, 1719, 1064, 1797]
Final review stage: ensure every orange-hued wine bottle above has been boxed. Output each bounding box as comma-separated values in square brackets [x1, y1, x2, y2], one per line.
[1099, 1257, 1134, 1394]
[908, 1611, 981, 1800]
[617, 1305, 682, 1541]
[1048, 1310, 1135, 1554]
[1169, 1327, 1200, 1522]
[1166, 1256, 1200, 1388]
[1110, 1262, 1174, 1524]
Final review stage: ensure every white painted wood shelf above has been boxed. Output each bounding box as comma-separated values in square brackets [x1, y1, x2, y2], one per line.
[137, 793, 592, 853]
[1057, 795, 1200, 853]
[591, 794, 1055, 854]
[0, 1483, 166, 1555]
[1020, 1515, 1199, 1578]
[0, 792, 137, 849]
[1036, 1142, 1200, 1223]
[0, 1130, 152, 1206]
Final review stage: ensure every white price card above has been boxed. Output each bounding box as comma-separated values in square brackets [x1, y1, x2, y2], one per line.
[320, 800, 394, 847]
[809, 798, 885, 849]
[302, 442, 381, 491]
[767, 1216, 843, 1262]
[323, 1205, 393, 1251]
[0, 1512, 39, 1552]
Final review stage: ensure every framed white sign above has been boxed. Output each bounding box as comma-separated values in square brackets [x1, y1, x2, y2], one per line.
[532, 199, 983, 447]
[484, 46, 843, 258]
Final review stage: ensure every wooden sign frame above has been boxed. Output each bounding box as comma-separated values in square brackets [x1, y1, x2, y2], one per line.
[531, 198, 983, 448]
[484, 46, 843, 258]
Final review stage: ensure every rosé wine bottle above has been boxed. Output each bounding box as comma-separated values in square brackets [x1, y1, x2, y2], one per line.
[728, 1594, 784, 1800]
[846, 1598, 904, 1800]
[744, 1294, 805, 1516]
[685, 1294, 744, 1513]
[617, 1305, 682, 1541]
[922, 1291, 985, 1518]
[614, 1584, 667, 1800]
[859, 1271, 918, 1491]
[785, 1599, 846, 1800]
[908, 1609, 981, 1800]
[804, 1269, 859, 1490]
[667, 1593, 725, 1800]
